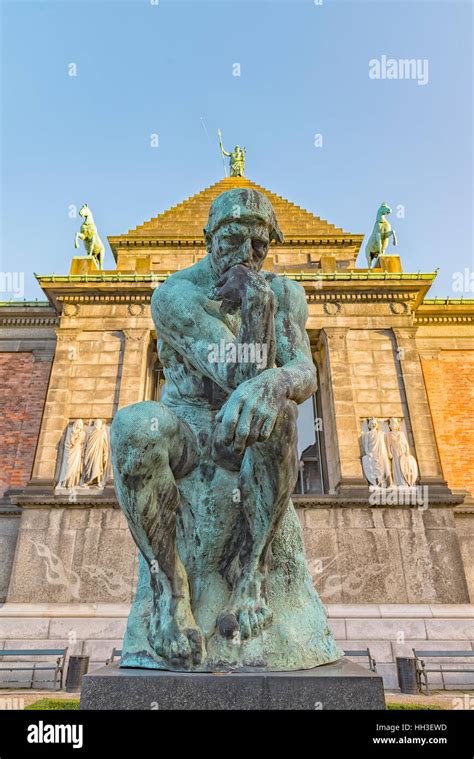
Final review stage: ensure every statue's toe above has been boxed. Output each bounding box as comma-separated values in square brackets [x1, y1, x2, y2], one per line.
[247, 609, 260, 636]
[218, 612, 239, 639]
[217, 602, 273, 641]
[186, 627, 205, 665]
[153, 620, 205, 668]
[238, 610, 251, 640]
[255, 605, 273, 629]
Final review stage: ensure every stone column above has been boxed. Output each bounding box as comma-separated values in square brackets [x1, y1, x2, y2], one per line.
[317, 328, 365, 494]
[117, 330, 151, 410]
[393, 327, 448, 490]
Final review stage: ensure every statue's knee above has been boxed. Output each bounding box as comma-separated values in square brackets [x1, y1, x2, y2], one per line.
[112, 401, 172, 438]
[111, 403, 146, 447]
[111, 402, 175, 474]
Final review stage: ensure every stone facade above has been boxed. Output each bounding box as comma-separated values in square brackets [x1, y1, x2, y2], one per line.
[1, 176, 473, 687]
[0, 304, 56, 499]
[0, 602, 472, 690]
[0, 303, 57, 602]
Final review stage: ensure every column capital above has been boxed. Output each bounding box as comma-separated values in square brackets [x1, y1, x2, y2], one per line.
[392, 326, 418, 341]
[321, 326, 348, 338]
[418, 349, 441, 361]
[123, 329, 150, 343]
[319, 327, 348, 348]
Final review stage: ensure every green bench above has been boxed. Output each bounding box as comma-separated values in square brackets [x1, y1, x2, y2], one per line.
[0, 648, 68, 690]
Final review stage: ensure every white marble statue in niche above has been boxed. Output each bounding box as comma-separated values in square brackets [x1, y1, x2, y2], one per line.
[58, 419, 86, 489]
[386, 417, 418, 487]
[361, 417, 392, 488]
[57, 418, 110, 491]
[83, 419, 109, 487]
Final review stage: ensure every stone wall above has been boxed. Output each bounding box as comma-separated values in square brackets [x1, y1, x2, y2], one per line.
[0, 350, 51, 601]
[67, 331, 124, 422]
[455, 511, 474, 604]
[6, 508, 138, 604]
[31, 309, 152, 484]
[1, 285, 472, 673]
[7, 504, 470, 606]
[301, 505, 470, 604]
[331, 603, 474, 689]
[0, 304, 57, 601]
[313, 321, 448, 495]
[1, 602, 473, 690]
[0, 516, 20, 603]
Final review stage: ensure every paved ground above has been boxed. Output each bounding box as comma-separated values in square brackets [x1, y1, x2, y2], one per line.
[385, 690, 474, 710]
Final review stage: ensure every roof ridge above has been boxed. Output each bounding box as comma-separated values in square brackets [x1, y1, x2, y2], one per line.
[129, 179, 226, 233]
[119, 176, 356, 239]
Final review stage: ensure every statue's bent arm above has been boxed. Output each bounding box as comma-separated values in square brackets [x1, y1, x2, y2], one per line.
[213, 278, 317, 450]
[271, 276, 318, 403]
[152, 277, 274, 392]
[218, 133, 231, 158]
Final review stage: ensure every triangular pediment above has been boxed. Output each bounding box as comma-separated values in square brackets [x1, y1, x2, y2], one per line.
[109, 176, 361, 246]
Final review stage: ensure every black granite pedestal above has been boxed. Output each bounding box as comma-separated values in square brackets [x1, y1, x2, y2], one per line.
[80, 658, 385, 710]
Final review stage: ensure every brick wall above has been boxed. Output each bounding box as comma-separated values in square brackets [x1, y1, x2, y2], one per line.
[0, 353, 51, 497]
[421, 351, 474, 494]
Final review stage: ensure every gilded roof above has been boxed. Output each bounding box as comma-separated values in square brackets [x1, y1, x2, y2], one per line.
[109, 176, 362, 245]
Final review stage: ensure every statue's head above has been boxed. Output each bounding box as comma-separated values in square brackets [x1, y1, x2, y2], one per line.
[378, 202, 392, 216]
[204, 189, 284, 277]
[79, 203, 89, 218]
[95, 419, 103, 429]
[367, 417, 378, 431]
[72, 419, 84, 432]
[388, 417, 400, 431]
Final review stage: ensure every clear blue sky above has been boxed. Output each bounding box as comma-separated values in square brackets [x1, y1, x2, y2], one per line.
[1, 0, 472, 300]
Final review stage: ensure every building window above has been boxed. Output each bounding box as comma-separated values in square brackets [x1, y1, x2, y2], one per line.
[293, 391, 327, 495]
[145, 346, 165, 402]
[152, 361, 164, 401]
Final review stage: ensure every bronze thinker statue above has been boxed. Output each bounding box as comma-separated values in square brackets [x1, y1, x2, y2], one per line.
[111, 187, 342, 672]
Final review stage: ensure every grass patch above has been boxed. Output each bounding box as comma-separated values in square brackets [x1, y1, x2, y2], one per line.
[23, 698, 444, 711]
[25, 698, 80, 710]
[387, 703, 444, 710]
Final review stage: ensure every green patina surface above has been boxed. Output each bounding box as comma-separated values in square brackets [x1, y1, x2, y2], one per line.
[110, 188, 343, 671]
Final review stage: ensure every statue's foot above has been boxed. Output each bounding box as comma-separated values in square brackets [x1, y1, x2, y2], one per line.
[217, 578, 273, 641]
[151, 606, 205, 668]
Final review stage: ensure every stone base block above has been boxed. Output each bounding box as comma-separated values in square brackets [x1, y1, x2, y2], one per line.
[80, 658, 385, 710]
[69, 256, 100, 275]
[320, 255, 337, 273]
[374, 255, 402, 273]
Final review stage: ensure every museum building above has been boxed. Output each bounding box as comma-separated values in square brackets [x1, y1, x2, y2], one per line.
[1, 175, 473, 687]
